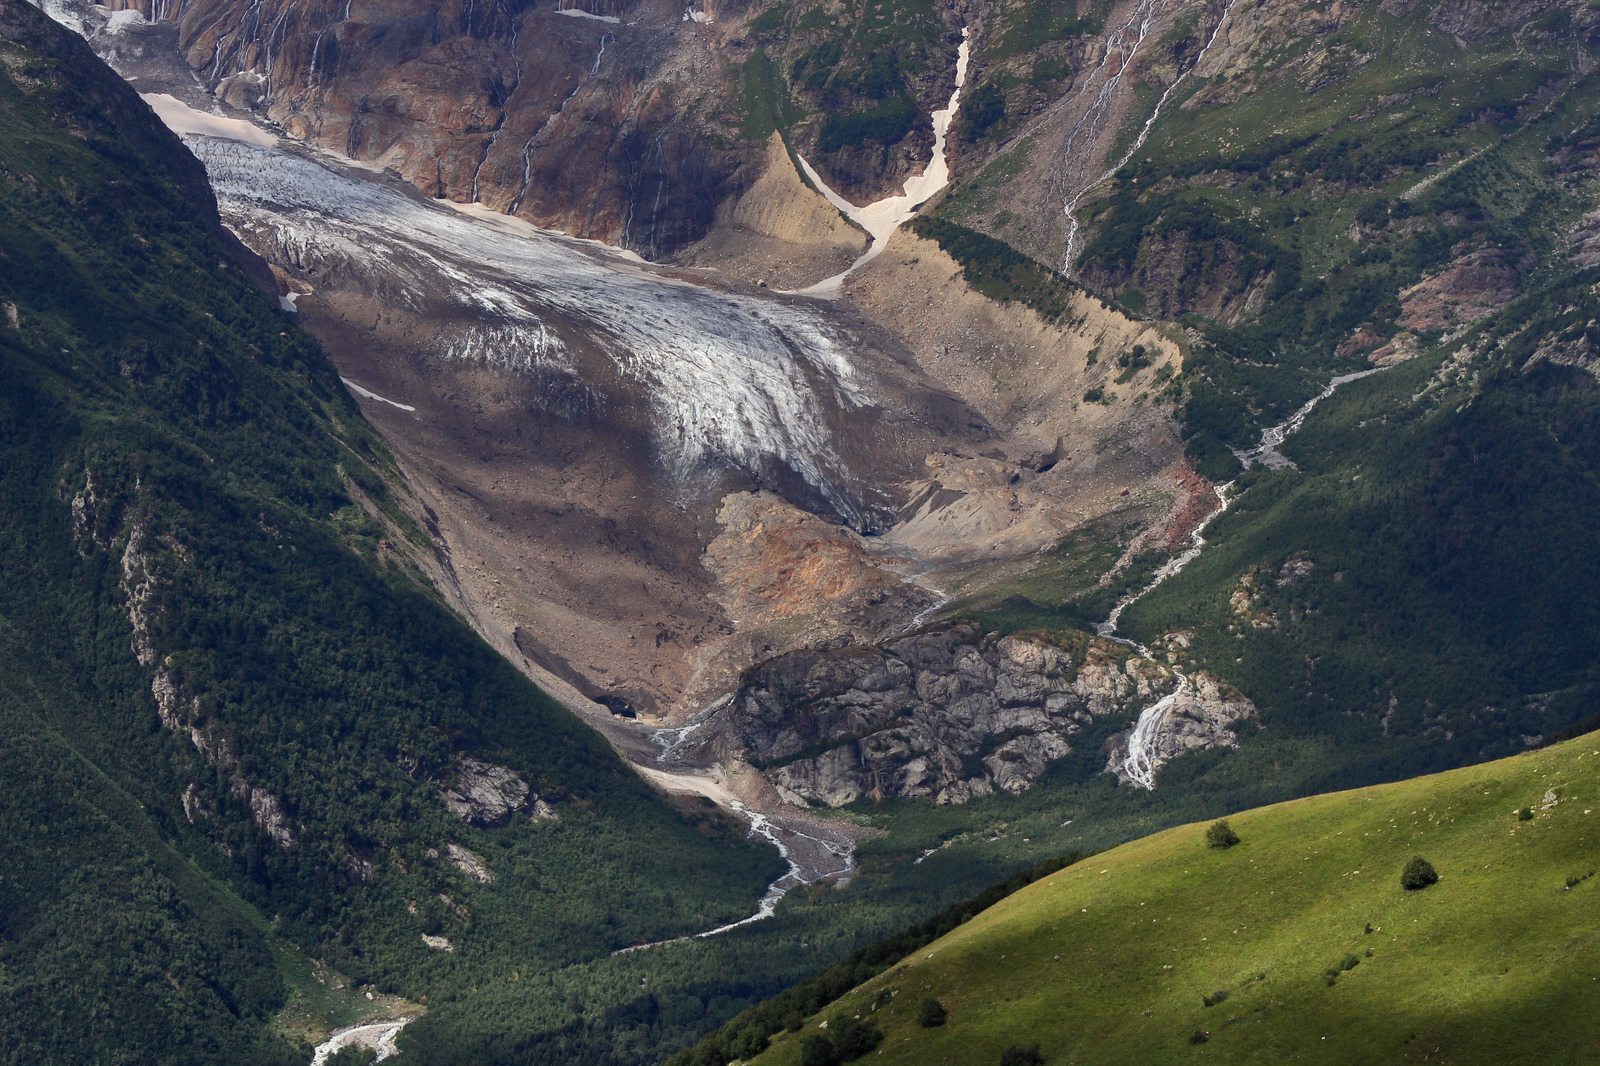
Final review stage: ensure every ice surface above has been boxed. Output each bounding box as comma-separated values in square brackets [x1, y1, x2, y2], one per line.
[187, 137, 877, 523]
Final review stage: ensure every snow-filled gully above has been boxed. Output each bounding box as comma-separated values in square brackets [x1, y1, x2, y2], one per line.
[792, 28, 971, 295]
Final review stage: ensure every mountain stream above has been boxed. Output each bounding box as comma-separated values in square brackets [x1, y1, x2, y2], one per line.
[1102, 366, 1384, 787]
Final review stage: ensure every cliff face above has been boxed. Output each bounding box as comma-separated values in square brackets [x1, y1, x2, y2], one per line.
[726, 624, 1179, 806]
[90, 0, 966, 255]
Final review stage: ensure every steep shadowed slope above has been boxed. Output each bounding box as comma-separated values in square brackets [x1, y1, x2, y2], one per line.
[0, 1, 785, 1059]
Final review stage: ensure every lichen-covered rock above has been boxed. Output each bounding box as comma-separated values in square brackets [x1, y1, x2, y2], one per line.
[726, 623, 1169, 806]
[229, 777, 295, 847]
[444, 842, 493, 884]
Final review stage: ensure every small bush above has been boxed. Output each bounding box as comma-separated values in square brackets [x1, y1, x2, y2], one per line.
[1324, 973, 1338, 986]
[918, 998, 948, 1027]
[1189, 1029, 1210, 1045]
[800, 1035, 838, 1066]
[1206, 819, 1241, 849]
[1339, 954, 1360, 972]
[1518, 807, 1534, 821]
[1401, 856, 1439, 891]
[829, 1016, 882, 1061]
[1202, 989, 1229, 1007]
[327, 1048, 377, 1066]
[999, 1044, 1045, 1066]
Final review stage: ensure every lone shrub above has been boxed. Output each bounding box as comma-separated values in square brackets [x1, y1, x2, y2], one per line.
[1518, 807, 1534, 821]
[1339, 954, 1360, 972]
[829, 1016, 882, 1061]
[999, 1045, 1045, 1066]
[919, 998, 949, 1027]
[1206, 819, 1241, 849]
[1202, 989, 1229, 1007]
[1189, 1029, 1210, 1045]
[800, 1035, 838, 1066]
[1401, 855, 1439, 891]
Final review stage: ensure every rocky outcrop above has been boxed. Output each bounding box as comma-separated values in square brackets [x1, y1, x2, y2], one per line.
[444, 842, 493, 883]
[1395, 245, 1530, 334]
[231, 777, 295, 846]
[1105, 672, 1256, 786]
[436, 755, 555, 826]
[725, 623, 1174, 806]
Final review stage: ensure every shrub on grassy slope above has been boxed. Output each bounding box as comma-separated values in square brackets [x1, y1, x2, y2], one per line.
[1401, 855, 1440, 890]
[1206, 819, 1241, 849]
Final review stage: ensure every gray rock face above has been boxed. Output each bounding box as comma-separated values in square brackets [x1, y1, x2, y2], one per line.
[1105, 672, 1258, 787]
[725, 623, 1173, 806]
[437, 755, 554, 826]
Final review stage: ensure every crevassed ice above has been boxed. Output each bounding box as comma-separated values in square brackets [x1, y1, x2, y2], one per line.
[189, 138, 873, 523]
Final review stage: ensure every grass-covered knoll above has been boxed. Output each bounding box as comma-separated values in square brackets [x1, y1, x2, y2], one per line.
[748, 731, 1600, 1065]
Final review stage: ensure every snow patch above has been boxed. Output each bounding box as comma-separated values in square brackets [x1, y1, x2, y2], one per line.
[340, 377, 416, 412]
[794, 28, 970, 295]
[140, 93, 279, 147]
[103, 7, 146, 32]
[555, 6, 621, 22]
[278, 292, 299, 313]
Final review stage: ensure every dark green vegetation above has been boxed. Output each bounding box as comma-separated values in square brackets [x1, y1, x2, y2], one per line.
[908, 216, 1085, 323]
[741, 731, 1600, 1065]
[921, 1, 1600, 816]
[738, 0, 956, 159]
[956, 0, 1105, 146]
[0, 2, 782, 1060]
[1121, 268, 1600, 788]
[664, 851, 1085, 1066]
[1205, 819, 1240, 849]
[1401, 856, 1440, 891]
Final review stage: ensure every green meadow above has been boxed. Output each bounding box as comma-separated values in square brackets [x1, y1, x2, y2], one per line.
[751, 733, 1600, 1065]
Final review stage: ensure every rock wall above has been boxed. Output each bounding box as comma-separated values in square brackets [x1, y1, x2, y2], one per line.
[724, 622, 1176, 805]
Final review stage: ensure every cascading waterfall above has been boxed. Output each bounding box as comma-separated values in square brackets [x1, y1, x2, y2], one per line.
[471, 0, 523, 203]
[1106, 363, 1386, 788]
[508, 32, 611, 213]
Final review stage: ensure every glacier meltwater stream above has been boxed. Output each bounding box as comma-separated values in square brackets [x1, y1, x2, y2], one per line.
[1102, 367, 1386, 788]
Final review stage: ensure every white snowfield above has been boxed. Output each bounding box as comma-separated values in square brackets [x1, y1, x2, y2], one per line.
[183, 136, 878, 525]
[553, 5, 621, 22]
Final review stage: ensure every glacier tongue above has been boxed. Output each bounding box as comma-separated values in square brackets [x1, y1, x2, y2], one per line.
[188, 136, 877, 525]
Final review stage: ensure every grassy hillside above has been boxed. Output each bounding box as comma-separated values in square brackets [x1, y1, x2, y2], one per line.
[743, 730, 1600, 1065]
